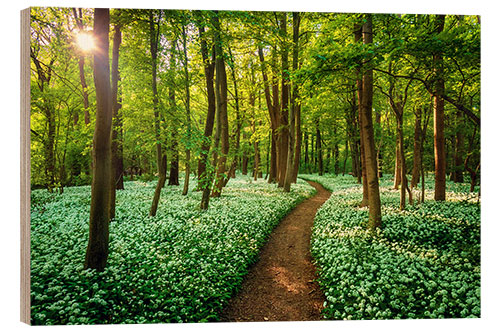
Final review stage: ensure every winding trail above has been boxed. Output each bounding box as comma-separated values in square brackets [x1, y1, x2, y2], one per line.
[221, 181, 331, 322]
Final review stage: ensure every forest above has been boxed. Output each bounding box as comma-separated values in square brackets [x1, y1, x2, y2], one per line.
[29, 7, 480, 324]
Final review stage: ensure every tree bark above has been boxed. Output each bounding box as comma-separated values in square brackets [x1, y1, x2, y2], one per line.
[360, 15, 382, 230]
[258, 45, 279, 183]
[110, 22, 123, 220]
[284, 12, 300, 191]
[84, 8, 112, 271]
[211, 12, 230, 197]
[411, 106, 422, 188]
[452, 110, 464, 183]
[393, 138, 401, 189]
[196, 14, 217, 202]
[150, 155, 167, 216]
[315, 120, 323, 176]
[355, 23, 369, 206]
[149, 10, 165, 180]
[180, 24, 192, 195]
[278, 12, 289, 188]
[168, 37, 180, 186]
[433, 15, 447, 201]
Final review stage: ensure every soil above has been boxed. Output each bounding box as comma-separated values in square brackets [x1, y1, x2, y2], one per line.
[220, 181, 331, 322]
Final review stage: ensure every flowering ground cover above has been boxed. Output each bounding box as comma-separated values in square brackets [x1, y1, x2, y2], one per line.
[300, 174, 480, 320]
[30, 175, 315, 325]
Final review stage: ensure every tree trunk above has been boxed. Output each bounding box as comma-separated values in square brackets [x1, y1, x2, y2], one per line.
[394, 137, 401, 189]
[258, 45, 279, 183]
[228, 45, 241, 179]
[168, 38, 180, 186]
[316, 120, 323, 176]
[110, 23, 123, 220]
[292, 105, 301, 182]
[396, 115, 407, 210]
[84, 8, 112, 271]
[211, 12, 229, 197]
[411, 106, 422, 188]
[150, 155, 167, 216]
[360, 15, 382, 230]
[196, 13, 216, 206]
[355, 23, 369, 206]
[278, 12, 289, 188]
[433, 15, 446, 201]
[304, 132, 309, 172]
[452, 110, 464, 183]
[242, 152, 249, 175]
[375, 108, 383, 177]
[343, 140, 349, 175]
[182, 24, 192, 195]
[284, 12, 300, 191]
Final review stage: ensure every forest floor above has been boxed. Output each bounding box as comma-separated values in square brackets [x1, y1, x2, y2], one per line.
[220, 181, 331, 322]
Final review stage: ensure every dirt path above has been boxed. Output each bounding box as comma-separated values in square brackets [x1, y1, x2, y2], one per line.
[220, 181, 331, 322]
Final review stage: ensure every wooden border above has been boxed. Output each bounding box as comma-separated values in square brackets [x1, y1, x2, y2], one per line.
[20, 7, 31, 325]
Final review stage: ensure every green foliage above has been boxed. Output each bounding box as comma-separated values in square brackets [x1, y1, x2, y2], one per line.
[30, 175, 315, 324]
[300, 174, 480, 320]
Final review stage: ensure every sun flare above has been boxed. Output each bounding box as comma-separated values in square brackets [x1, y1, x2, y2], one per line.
[75, 32, 95, 52]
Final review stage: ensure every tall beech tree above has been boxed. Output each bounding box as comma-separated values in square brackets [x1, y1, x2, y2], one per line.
[432, 15, 446, 201]
[258, 45, 280, 184]
[284, 12, 301, 191]
[110, 22, 123, 219]
[211, 11, 230, 197]
[167, 36, 180, 186]
[360, 14, 382, 230]
[354, 22, 369, 207]
[195, 11, 217, 210]
[149, 9, 165, 217]
[181, 22, 192, 196]
[277, 12, 290, 188]
[84, 8, 113, 271]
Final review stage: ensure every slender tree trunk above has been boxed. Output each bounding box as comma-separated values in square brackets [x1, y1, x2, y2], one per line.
[110, 23, 122, 219]
[84, 8, 112, 271]
[453, 110, 464, 183]
[292, 105, 301, 182]
[168, 38, 180, 186]
[278, 12, 289, 188]
[316, 120, 324, 176]
[228, 45, 241, 179]
[433, 15, 446, 201]
[343, 140, 349, 175]
[304, 132, 309, 172]
[284, 12, 300, 191]
[149, 11, 165, 180]
[150, 155, 167, 216]
[396, 115, 407, 210]
[211, 12, 229, 197]
[394, 137, 401, 189]
[360, 15, 382, 230]
[196, 14, 216, 207]
[258, 45, 279, 183]
[182, 25, 192, 195]
[355, 23, 369, 206]
[242, 146, 249, 175]
[411, 106, 422, 188]
[375, 108, 383, 177]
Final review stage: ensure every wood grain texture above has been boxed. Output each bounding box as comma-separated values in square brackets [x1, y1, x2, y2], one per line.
[20, 7, 31, 325]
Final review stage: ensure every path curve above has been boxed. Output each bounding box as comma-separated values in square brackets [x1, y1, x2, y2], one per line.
[220, 181, 331, 322]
